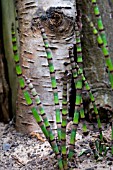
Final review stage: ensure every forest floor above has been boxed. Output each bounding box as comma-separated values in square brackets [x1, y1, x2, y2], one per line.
[0, 122, 113, 170]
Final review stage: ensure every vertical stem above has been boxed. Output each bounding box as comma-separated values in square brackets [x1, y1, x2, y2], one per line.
[91, 0, 113, 90]
[75, 22, 87, 133]
[75, 63, 103, 142]
[89, 0, 113, 154]
[68, 46, 103, 153]
[68, 47, 80, 160]
[11, 23, 49, 139]
[86, 16, 113, 88]
[11, 23, 64, 170]
[86, 16, 113, 153]
[38, 23, 61, 142]
[91, 0, 108, 47]
[61, 71, 68, 169]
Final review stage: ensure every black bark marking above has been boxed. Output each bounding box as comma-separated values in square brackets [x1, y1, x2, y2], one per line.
[31, 7, 74, 38]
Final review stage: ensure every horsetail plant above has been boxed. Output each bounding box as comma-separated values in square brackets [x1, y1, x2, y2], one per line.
[11, 23, 49, 140]
[68, 47, 81, 160]
[86, 16, 113, 89]
[24, 76, 65, 169]
[68, 47, 103, 156]
[75, 22, 87, 134]
[74, 62, 103, 141]
[11, 2, 113, 168]
[38, 21, 61, 142]
[74, 62, 110, 155]
[86, 16, 113, 154]
[89, 0, 113, 155]
[11, 23, 64, 170]
[91, 0, 113, 91]
[24, 77, 52, 133]
[91, 0, 108, 48]
[61, 71, 68, 169]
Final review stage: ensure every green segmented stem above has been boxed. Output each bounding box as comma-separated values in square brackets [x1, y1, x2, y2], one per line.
[24, 77, 64, 164]
[68, 47, 87, 160]
[79, 100, 87, 133]
[91, 0, 113, 87]
[39, 23, 61, 142]
[74, 62, 103, 141]
[68, 47, 81, 160]
[68, 51, 103, 156]
[75, 23, 83, 69]
[70, 44, 87, 133]
[75, 23, 87, 133]
[68, 117, 79, 160]
[25, 77, 52, 129]
[91, 0, 108, 47]
[61, 71, 68, 169]
[12, 24, 64, 170]
[31, 107, 49, 138]
[11, 23, 49, 138]
[86, 16, 113, 89]
[87, 4, 113, 152]
[86, 16, 113, 153]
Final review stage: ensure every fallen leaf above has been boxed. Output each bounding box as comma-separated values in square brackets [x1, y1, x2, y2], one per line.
[30, 132, 46, 142]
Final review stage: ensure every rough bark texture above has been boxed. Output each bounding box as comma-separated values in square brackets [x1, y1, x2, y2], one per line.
[15, 0, 76, 133]
[15, 0, 113, 132]
[80, 0, 113, 121]
[1, 0, 113, 133]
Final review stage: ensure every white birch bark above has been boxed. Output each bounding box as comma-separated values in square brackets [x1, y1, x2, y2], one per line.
[15, 0, 76, 133]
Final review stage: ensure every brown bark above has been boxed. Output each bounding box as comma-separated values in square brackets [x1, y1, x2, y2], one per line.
[1, 0, 113, 133]
[79, 0, 113, 121]
[1, 0, 18, 122]
[0, 2, 10, 122]
[0, 42, 9, 122]
[15, 0, 113, 132]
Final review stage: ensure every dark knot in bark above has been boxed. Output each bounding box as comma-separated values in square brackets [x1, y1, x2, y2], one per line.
[46, 7, 63, 28]
[32, 7, 74, 38]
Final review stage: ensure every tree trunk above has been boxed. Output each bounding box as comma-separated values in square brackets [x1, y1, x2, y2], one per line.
[0, 41, 9, 122]
[1, 0, 113, 133]
[13, 0, 76, 133]
[0, 0, 17, 122]
[80, 0, 113, 121]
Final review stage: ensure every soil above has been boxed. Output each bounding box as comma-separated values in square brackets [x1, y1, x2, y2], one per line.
[0, 122, 113, 170]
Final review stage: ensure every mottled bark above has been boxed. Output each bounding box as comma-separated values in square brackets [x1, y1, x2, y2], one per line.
[15, 0, 76, 133]
[80, 0, 113, 121]
[15, 0, 113, 133]
[1, 0, 113, 133]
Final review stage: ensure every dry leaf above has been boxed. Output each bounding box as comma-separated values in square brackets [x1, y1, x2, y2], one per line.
[30, 132, 46, 142]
